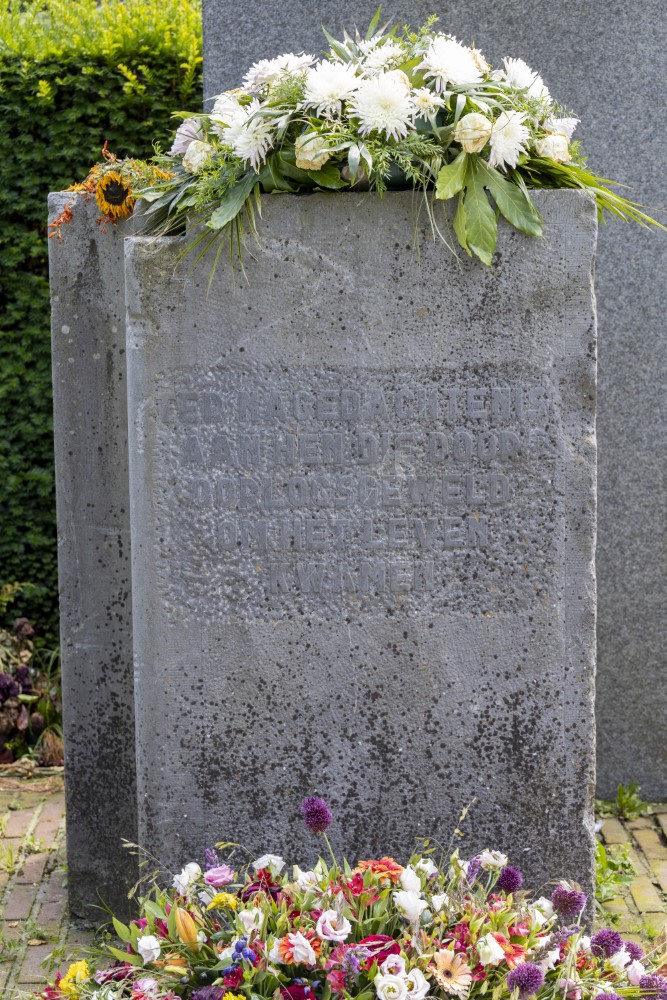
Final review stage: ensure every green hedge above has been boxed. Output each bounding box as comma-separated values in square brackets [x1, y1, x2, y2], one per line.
[0, 0, 202, 638]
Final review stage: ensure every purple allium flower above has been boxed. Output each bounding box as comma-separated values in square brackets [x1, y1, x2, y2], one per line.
[497, 865, 523, 894]
[300, 796, 333, 834]
[639, 976, 667, 1000]
[591, 929, 624, 958]
[467, 855, 483, 883]
[0, 672, 19, 703]
[191, 989, 225, 1000]
[551, 884, 587, 919]
[624, 941, 644, 962]
[507, 963, 545, 998]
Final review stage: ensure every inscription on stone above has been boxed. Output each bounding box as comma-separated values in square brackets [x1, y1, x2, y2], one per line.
[154, 367, 559, 615]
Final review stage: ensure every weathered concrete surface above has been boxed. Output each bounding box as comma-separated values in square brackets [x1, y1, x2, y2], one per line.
[125, 190, 597, 891]
[202, 0, 667, 802]
[48, 193, 138, 918]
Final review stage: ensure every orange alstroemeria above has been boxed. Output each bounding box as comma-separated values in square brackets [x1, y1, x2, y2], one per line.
[492, 932, 526, 969]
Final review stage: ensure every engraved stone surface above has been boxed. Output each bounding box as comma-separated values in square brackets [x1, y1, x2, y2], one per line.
[125, 190, 597, 890]
[48, 193, 138, 918]
[202, 0, 667, 802]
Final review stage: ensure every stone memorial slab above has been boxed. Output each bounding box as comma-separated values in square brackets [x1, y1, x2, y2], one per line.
[202, 0, 667, 802]
[48, 193, 138, 918]
[125, 189, 597, 889]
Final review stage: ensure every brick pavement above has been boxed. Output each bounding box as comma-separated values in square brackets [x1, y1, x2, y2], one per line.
[0, 776, 665, 997]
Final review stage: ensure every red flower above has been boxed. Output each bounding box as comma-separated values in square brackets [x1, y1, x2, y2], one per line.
[358, 935, 400, 969]
[223, 967, 244, 988]
[338, 873, 380, 904]
[281, 986, 314, 1000]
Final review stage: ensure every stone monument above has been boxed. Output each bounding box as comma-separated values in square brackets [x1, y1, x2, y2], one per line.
[202, 0, 667, 799]
[124, 190, 597, 890]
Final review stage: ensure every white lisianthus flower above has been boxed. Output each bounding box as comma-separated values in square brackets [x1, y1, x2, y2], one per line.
[477, 850, 508, 870]
[363, 40, 406, 74]
[182, 139, 214, 174]
[172, 861, 202, 894]
[399, 866, 422, 892]
[477, 932, 506, 966]
[137, 934, 161, 965]
[539, 948, 562, 972]
[489, 111, 530, 170]
[412, 88, 445, 120]
[626, 960, 646, 985]
[381, 956, 407, 976]
[287, 931, 317, 965]
[316, 909, 352, 942]
[393, 889, 428, 922]
[225, 100, 274, 171]
[252, 852, 285, 874]
[169, 117, 203, 156]
[133, 980, 159, 998]
[501, 57, 551, 101]
[238, 907, 264, 932]
[531, 896, 554, 922]
[545, 116, 579, 139]
[415, 857, 438, 877]
[405, 968, 430, 1000]
[243, 52, 314, 91]
[293, 865, 320, 889]
[268, 939, 284, 964]
[454, 112, 493, 152]
[294, 133, 332, 170]
[348, 72, 416, 140]
[577, 935, 591, 954]
[607, 949, 631, 974]
[417, 36, 483, 91]
[303, 61, 360, 115]
[534, 133, 571, 162]
[431, 892, 449, 911]
[375, 973, 410, 1000]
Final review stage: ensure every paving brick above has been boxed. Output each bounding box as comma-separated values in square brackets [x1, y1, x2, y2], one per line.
[16, 942, 56, 983]
[627, 818, 655, 830]
[4, 811, 37, 838]
[629, 876, 665, 913]
[602, 896, 634, 916]
[656, 814, 667, 839]
[2, 882, 39, 920]
[650, 860, 667, 894]
[633, 828, 667, 860]
[600, 817, 630, 844]
[16, 853, 50, 885]
[40, 873, 67, 907]
[36, 899, 68, 932]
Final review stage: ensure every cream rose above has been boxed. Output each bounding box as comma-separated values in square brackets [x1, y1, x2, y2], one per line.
[534, 133, 571, 162]
[182, 140, 214, 174]
[454, 112, 493, 152]
[295, 133, 333, 170]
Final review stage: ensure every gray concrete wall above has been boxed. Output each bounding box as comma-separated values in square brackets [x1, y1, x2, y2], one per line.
[202, 0, 667, 799]
[48, 193, 138, 919]
[125, 190, 597, 891]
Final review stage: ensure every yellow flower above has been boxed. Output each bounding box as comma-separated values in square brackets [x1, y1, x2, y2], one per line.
[206, 891, 239, 911]
[223, 993, 246, 1000]
[59, 960, 90, 997]
[95, 170, 135, 220]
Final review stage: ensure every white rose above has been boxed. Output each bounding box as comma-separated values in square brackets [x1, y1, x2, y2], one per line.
[137, 934, 161, 965]
[239, 907, 264, 932]
[316, 909, 352, 942]
[608, 949, 630, 974]
[627, 961, 646, 985]
[431, 892, 449, 912]
[288, 931, 317, 965]
[182, 139, 214, 174]
[172, 861, 201, 895]
[534, 133, 571, 163]
[252, 853, 285, 874]
[400, 866, 422, 892]
[295, 133, 333, 171]
[405, 968, 430, 1000]
[477, 932, 506, 966]
[393, 889, 428, 923]
[477, 850, 508, 870]
[415, 859, 438, 877]
[381, 956, 407, 976]
[453, 112, 493, 153]
[375, 973, 409, 1000]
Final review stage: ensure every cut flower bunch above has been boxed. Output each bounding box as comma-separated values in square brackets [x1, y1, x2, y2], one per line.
[118, 8, 665, 267]
[37, 797, 667, 1000]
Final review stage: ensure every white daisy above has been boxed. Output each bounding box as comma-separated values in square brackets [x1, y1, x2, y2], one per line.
[417, 36, 484, 91]
[489, 110, 530, 170]
[303, 61, 360, 116]
[501, 57, 551, 101]
[348, 72, 416, 140]
[243, 52, 314, 91]
[412, 87, 445, 120]
[225, 100, 274, 171]
[363, 39, 406, 74]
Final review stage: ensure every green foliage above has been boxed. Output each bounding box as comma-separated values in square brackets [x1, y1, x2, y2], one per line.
[596, 781, 652, 820]
[0, 0, 202, 637]
[594, 841, 636, 924]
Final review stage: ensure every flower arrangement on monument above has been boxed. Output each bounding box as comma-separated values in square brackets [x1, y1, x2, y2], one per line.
[52, 9, 664, 267]
[37, 797, 667, 1000]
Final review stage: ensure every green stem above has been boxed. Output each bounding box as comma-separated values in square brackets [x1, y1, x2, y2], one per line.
[322, 832, 338, 869]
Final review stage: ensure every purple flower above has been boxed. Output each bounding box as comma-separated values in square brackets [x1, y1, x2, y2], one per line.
[639, 976, 667, 1000]
[466, 855, 482, 883]
[497, 865, 523, 893]
[507, 963, 545, 998]
[191, 989, 225, 1000]
[15, 666, 32, 693]
[551, 884, 587, 919]
[624, 941, 644, 962]
[595, 994, 623, 1000]
[169, 118, 203, 157]
[0, 672, 19, 703]
[204, 847, 219, 869]
[591, 929, 623, 958]
[300, 796, 333, 834]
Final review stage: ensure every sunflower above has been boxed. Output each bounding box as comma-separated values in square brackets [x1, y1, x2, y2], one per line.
[95, 170, 135, 219]
[430, 950, 473, 997]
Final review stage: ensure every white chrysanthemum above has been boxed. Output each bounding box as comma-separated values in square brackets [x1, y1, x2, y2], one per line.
[417, 36, 484, 91]
[363, 39, 407, 74]
[545, 116, 579, 139]
[412, 87, 445, 119]
[501, 57, 551, 101]
[243, 52, 314, 91]
[489, 110, 530, 169]
[209, 92, 247, 137]
[303, 61, 360, 115]
[348, 72, 416, 140]
[225, 100, 274, 171]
